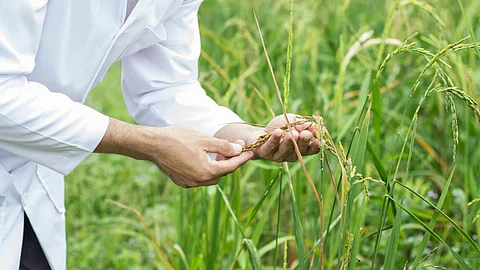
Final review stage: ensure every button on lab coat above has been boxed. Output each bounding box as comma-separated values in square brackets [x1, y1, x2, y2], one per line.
[0, 0, 242, 268]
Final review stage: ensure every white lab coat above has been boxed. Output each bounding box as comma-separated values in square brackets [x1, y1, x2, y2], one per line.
[0, 0, 242, 268]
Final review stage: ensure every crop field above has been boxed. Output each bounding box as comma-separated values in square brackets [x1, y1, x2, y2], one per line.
[65, 0, 480, 269]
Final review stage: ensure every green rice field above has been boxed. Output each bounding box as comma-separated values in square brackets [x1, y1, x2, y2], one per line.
[65, 0, 480, 269]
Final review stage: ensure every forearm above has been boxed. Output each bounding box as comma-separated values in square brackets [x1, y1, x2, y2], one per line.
[94, 118, 159, 162]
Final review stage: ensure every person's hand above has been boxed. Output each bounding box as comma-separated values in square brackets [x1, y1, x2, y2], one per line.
[150, 125, 254, 188]
[246, 114, 321, 162]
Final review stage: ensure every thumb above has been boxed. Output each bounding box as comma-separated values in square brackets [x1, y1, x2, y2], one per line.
[215, 140, 246, 161]
[205, 138, 243, 157]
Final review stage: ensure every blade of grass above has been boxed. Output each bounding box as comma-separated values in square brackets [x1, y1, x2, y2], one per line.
[244, 169, 282, 229]
[395, 178, 480, 254]
[366, 140, 388, 182]
[383, 189, 404, 270]
[274, 171, 283, 269]
[456, 0, 480, 58]
[173, 244, 190, 270]
[346, 108, 371, 269]
[284, 163, 306, 270]
[411, 167, 456, 268]
[208, 186, 223, 269]
[259, 236, 296, 258]
[387, 195, 473, 270]
[217, 186, 263, 269]
[385, 111, 420, 269]
[371, 70, 383, 150]
[244, 239, 263, 270]
[366, 140, 396, 215]
[217, 186, 246, 237]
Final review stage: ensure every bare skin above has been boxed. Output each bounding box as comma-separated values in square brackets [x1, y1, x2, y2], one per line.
[94, 114, 320, 188]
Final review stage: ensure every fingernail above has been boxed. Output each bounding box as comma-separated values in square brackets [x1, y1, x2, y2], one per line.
[231, 143, 242, 154]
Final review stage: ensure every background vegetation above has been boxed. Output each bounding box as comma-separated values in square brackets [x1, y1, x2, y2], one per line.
[66, 0, 480, 269]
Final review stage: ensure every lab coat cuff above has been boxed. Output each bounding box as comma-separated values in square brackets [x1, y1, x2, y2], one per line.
[55, 107, 109, 175]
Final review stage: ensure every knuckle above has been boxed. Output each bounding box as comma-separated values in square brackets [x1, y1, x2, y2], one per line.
[199, 170, 214, 182]
[288, 156, 298, 162]
[219, 141, 231, 153]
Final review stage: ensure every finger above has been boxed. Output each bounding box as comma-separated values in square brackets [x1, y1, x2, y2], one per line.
[272, 130, 298, 161]
[256, 129, 283, 157]
[205, 138, 243, 157]
[286, 152, 299, 162]
[215, 140, 246, 161]
[209, 151, 254, 177]
[298, 130, 313, 154]
[295, 122, 312, 132]
[308, 140, 321, 155]
[265, 114, 297, 132]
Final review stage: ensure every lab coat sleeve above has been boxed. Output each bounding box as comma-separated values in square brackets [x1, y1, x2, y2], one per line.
[121, 0, 243, 137]
[0, 1, 109, 175]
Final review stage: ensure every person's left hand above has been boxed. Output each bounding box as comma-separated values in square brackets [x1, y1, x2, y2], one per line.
[246, 114, 321, 162]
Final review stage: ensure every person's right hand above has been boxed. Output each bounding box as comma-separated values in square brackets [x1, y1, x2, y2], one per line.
[150, 125, 254, 188]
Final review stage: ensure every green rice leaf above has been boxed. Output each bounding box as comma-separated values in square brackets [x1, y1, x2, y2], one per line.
[284, 164, 305, 270]
[244, 238, 263, 269]
[244, 169, 282, 229]
[411, 167, 456, 267]
[396, 177, 480, 255]
[387, 195, 473, 270]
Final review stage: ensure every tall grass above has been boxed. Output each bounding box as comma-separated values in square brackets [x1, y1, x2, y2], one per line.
[66, 0, 480, 269]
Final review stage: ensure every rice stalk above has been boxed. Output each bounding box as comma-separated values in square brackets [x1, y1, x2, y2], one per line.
[411, 37, 470, 94]
[398, 0, 446, 27]
[340, 232, 354, 270]
[254, 11, 324, 267]
[429, 86, 480, 120]
[282, 0, 294, 110]
[373, 33, 417, 86]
